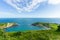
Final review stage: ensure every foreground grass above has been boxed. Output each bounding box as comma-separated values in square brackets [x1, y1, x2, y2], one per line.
[0, 29, 60, 40]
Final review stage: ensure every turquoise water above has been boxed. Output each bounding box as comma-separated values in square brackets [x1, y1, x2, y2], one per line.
[0, 18, 60, 32]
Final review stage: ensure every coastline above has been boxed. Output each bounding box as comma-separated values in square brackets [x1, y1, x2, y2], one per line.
[32, 22, 59, 30]
[0, 23, 18, 29]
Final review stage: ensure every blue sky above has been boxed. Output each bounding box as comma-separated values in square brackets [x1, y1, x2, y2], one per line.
[0, 0, 60, 18]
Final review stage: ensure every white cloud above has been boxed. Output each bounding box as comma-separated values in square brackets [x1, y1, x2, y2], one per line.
[48, 0, 60, 5]
[3, 0, 46, 12]
[3, 0, 60, 14]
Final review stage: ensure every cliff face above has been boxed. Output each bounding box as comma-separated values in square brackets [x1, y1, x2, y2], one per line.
[0, 23, 18, 29]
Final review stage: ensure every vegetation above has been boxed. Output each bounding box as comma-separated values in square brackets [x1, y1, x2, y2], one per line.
[0, 23, 18, 29]
[0, 23, 7, 26]
[32, 22, 59, 30]
[57, 25, 60, 31]
[0, 22, 60, 40]
[0, 29, 60, 40]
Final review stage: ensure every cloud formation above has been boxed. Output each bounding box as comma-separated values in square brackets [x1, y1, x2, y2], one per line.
[4, 0, 46, 12]
[3, 0, 60, 13]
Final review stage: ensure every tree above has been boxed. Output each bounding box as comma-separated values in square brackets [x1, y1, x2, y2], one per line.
[57, 25, 60, 31]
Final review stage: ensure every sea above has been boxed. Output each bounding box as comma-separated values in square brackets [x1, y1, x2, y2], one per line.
[0, 18, 60, 32]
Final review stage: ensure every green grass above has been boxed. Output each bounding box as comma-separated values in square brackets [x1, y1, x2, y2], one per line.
[0, 29, 60, 40]
[0, 23, 7, 26]
[49, 23, 58, 30]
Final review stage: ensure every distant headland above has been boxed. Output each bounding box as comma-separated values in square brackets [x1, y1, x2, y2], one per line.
[0, 23, 18, 29]
[32, 22, 59, 30]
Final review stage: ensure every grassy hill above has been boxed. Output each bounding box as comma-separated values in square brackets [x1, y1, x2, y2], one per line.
[0, 29, 60, 40]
